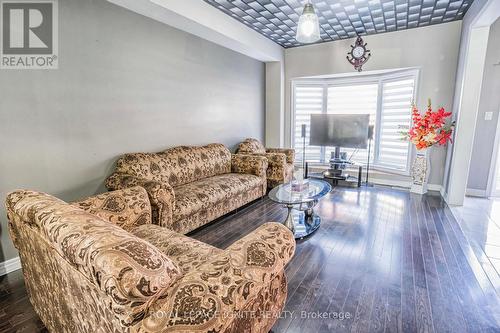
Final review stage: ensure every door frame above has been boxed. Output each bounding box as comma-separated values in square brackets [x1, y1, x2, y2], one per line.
[444, 0, 500, 205]
[486, 107, 500, 197]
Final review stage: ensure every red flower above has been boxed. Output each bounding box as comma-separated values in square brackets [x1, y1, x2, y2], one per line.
[403, 99, 454, 150]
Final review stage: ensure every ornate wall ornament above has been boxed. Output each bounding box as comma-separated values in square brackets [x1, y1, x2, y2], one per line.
[346, 36, 371, 72]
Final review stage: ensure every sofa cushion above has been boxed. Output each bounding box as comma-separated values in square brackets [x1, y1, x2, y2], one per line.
[72, 186, 152, 232]
[173, 173, 263, 221]
[131, 224, 223, 274]
[114, 144, 231, 187]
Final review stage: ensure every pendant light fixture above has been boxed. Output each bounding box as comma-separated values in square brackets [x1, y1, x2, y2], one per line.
[296, 0, 320, 44]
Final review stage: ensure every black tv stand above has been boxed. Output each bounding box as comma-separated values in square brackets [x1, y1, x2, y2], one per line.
[305, 150, 363, 188]
[327, 146, 354, 171]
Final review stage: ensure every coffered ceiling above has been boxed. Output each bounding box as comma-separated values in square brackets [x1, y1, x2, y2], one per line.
[203, 0, 474, 48]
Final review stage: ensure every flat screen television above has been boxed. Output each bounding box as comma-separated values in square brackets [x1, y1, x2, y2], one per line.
[309, 114, 370, 149]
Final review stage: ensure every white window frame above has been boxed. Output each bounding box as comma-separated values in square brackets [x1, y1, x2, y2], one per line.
[291, 68, 420, 176]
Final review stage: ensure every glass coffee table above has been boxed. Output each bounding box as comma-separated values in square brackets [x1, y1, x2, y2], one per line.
[268, 179, 332, 239]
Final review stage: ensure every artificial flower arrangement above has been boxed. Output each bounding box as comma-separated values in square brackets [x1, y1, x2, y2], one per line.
[400, 99, 455, 150]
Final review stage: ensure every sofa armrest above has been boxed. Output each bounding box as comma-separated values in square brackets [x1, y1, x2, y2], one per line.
[231, 154, 268, 178]
[266, 148, 295, 165]
[72, 186, 153, 232]
[265, 152, 287, 173]
[264, 152, 287, 165]
[225, 222, 295, 265]
[138, 222, 295, 332]
[105, 173, 175, 229]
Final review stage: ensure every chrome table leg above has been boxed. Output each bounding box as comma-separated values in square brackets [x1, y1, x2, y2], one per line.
[284, 204, 296, 234]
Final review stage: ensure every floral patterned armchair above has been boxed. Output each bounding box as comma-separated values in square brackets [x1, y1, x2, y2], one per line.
[237, 138, 295, 189]
[6, 187, 295, 333]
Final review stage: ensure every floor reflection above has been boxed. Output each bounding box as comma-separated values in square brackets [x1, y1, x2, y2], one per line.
[314, 186, 406, 280]
[450, 196, 500, 287]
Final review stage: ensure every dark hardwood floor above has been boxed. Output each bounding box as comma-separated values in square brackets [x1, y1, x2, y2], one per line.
[1, 186, 499, 332]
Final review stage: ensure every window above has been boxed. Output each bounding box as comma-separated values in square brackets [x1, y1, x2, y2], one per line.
[325, 84, 378, 166]
[293, 85, 323, 162]
[292, 70, 417, 173]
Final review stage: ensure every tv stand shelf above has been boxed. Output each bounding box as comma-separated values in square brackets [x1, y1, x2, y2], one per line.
[305, 161, 363, 188]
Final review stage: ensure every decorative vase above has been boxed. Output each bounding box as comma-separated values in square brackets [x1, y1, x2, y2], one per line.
[410, 149, 430, 194]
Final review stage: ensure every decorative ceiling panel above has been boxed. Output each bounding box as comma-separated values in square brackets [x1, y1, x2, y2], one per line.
[203, 0, 474, 48]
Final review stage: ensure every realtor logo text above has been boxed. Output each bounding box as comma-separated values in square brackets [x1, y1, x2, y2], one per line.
[1, 0, 58, 69]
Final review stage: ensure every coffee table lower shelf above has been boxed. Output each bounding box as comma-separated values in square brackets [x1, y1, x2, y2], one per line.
[268, 179, 331, 240]
[284, 208, 321, 239]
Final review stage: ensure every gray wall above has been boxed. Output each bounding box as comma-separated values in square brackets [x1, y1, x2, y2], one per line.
[0, 0, 265, 262]
[284, 22, 462, 186]
[467, 18, 500, 192]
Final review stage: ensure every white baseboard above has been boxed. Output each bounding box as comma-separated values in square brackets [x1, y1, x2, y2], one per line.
[0, 257, 21, 276]
[370, 178, 443, 193]
[369, 178, 410, 188]
[427, 183, 444, 192]
[465, 188, 487, 197]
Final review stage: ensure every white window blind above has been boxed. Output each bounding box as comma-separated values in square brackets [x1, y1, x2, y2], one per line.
[292, 70, 417, 173]
[377, 78, 414, 170]
[293, 85, 323, 162]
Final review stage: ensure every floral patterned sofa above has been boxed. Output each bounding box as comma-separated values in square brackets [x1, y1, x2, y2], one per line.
[237, 138, 295, 189]
[105, 144, 268, 234]
[6, 186, 295, 333]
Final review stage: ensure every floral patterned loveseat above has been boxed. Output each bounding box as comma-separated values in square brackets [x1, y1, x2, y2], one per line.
[237, 138, 295, 189]
[106, 144, 268, 234]
[6, 186, 295, 333]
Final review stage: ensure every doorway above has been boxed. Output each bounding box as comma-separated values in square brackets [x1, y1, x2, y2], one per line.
[480, 17, 500, 197]
[446, 0, 500, 205]
[489, 109, 500, 197]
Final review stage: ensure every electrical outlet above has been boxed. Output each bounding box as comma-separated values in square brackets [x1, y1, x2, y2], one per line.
[485, 112, 493, 121]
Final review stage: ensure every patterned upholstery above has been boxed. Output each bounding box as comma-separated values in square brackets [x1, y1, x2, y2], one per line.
[6, 189, 296, 333]
[106, 144, 268, 234]
[105, 175, 175, 234]
[137, 223, 295, 333]
[113, 144, 232, 188]
[266, 147, 295, 165]
[224, 271, 288, 333]
[237, 138, 266, 155]
[6, 190, 182, 329]
[237, 138, 296, 189]
[171, 185, 264, 235]
[172, 173, 264, 221]
[72, 186, 152, 232]
[131, 224, 223, 275]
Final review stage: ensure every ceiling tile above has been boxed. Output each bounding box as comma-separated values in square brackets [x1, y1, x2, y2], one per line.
[203, 0, 474, 47]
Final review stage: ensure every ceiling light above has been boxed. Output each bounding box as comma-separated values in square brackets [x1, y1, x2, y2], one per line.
[296, 1, 321, 44]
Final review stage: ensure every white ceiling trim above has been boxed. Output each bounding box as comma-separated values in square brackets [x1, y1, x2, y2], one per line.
[106, 0, 284, 62]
